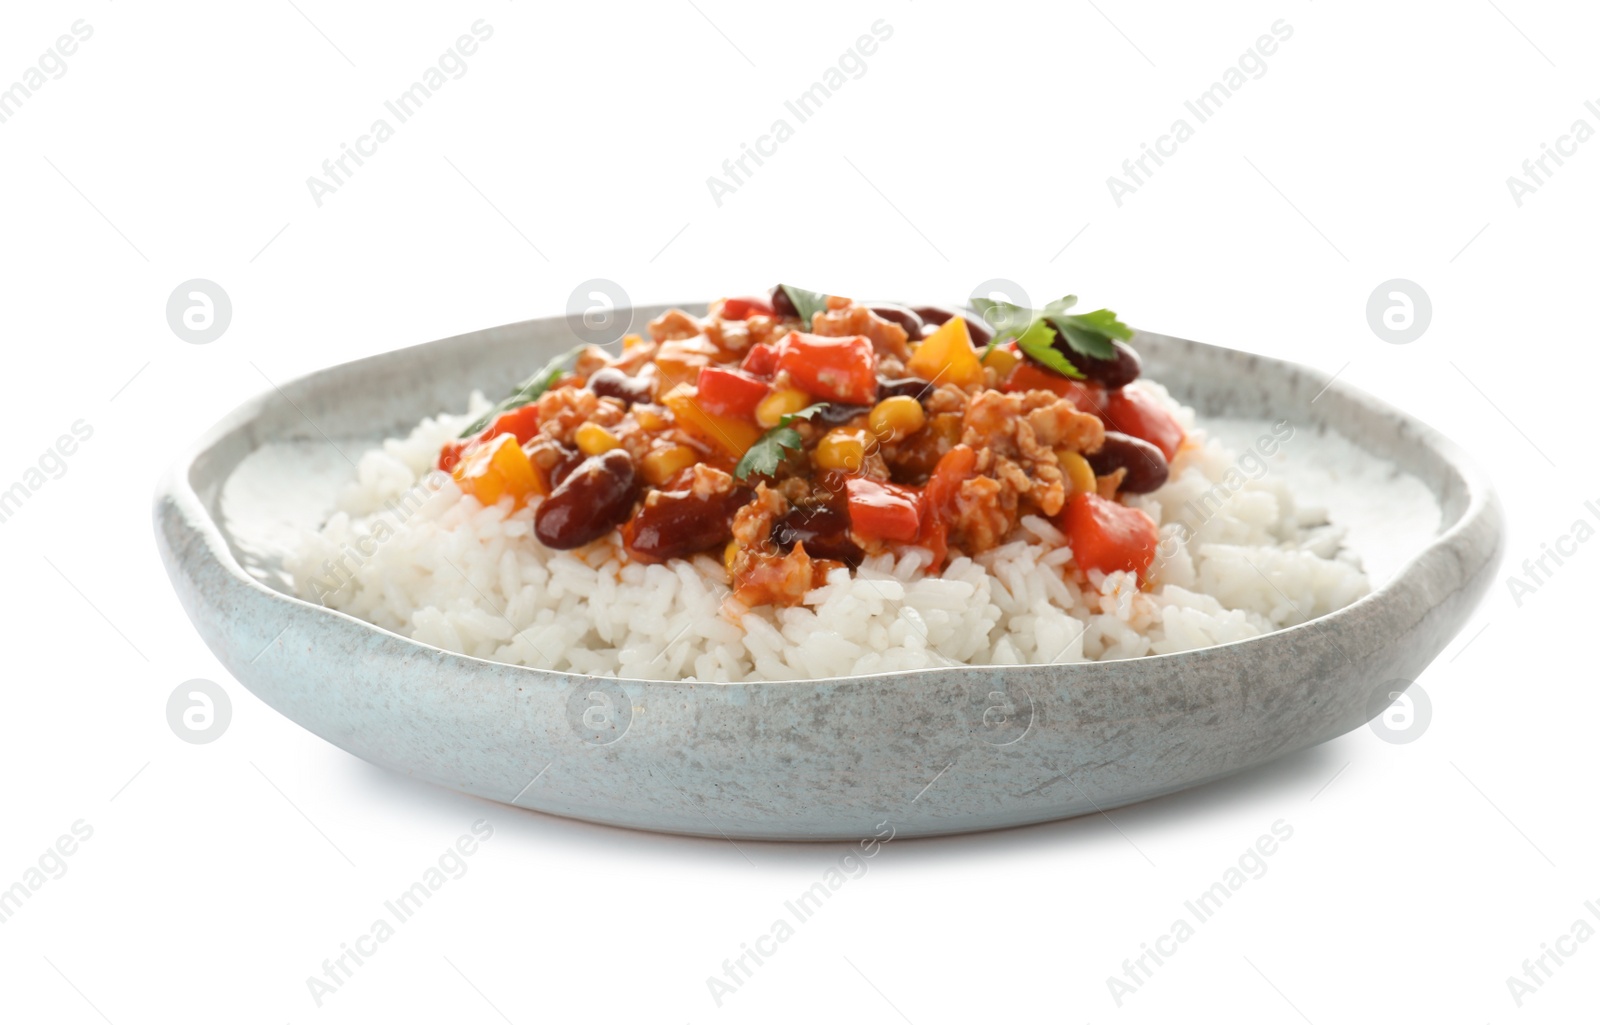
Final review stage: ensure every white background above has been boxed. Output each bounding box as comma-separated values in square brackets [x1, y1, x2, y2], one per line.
[1, 1, 1596, 1021]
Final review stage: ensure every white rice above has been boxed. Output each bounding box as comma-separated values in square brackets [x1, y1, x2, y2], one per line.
[284, 384, 1369, 680]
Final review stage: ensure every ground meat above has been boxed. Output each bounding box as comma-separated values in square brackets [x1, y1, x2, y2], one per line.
[611, 341, 659, 375]
[573, 345, 612, 379]
[876, 355, 908, 380]
[704, 317, 750, 353]
[728, 484, 820, 606]
[589, 397, 627, 428]
[925, 384, 970, 416]
[811, 300, 911, 360]
[612, 419, 655, 461]
[955, 390, 1083, 519]
[647, 309, 703, 343]
[732, 546, 820, 608]
[965, 389, 1102, 461]
[949, 474, 1015, 552]
[732, 484, 788, 552]
[751, 315, 800, 346]
[1027, 462, 1068, 517]
[689, 463, 735, 500]
[1018, 390, 1105, 454]
[535, 387, 602, 445]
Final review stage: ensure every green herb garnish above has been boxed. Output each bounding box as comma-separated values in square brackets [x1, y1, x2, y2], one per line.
[733, 403, 828, 481]
[971, 296, 1039, 349]
[779, 284, 830, 330]
[972, 294, 1131, 375]
[1048, 308, 1130, 361]
[1013, 318, 1084, 379]
[460, 344, 586, 438]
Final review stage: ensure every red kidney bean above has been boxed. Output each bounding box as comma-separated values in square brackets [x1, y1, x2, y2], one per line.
[910, 307, 993, 347]
[587, 366, 652, 406]
[770, 285, 798, 319]
[876, 377, 934, 402]
[1087, 431, 1169, 493]
[622, 485, 750, 561]
[772, 504, 862, 566]
[534, 450, 639, 549]
[812, 403, 871, 428]
[869, 304, 924, 339]
[1053, 337, 1141, 389]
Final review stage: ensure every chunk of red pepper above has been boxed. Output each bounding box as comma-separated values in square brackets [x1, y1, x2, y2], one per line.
[773, 331, 877, 406]
[718, 296, 775, 320]
[740, 342, 778, 377]
[845, 477, 922, 543]
[1102, 384, 1184, 461]
[695, 365, 770, 419]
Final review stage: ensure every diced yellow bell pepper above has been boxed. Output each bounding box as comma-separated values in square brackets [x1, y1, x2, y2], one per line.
[662, 384, 761, 459]
[906, 315, 983, 388]
[453, 433, 541, 508]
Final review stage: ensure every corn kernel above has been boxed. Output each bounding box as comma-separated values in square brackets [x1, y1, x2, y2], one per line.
[575, 422, 620, 456]
[1058, 449, 1097, 495]
[641, 443, 698, 485]
[814, 428, 868, 473]
[756, 387, 811, 428]
[868, 395, 926, 443]
[982, 346, 1020, 376]
[723, 540, 740, 572]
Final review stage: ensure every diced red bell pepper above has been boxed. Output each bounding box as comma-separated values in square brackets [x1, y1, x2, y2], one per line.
[1103, 384, 1184, 460]
[719, 295, 775, 320]
[484, 404, 542, 446]
[695, 365, 770, 419]
[916, 443, 977, 565]
[1059, 492, 1159, 580]
[439, 403, 542, 471]
[845, 477, 922, 543]
[773, 331, 878, 406]
[924, 443, 976, 514]
[437, 439, 468, 473]
[740, 342, 777, 377]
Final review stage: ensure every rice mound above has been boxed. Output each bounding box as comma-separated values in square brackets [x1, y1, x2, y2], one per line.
[284, 384, 1368, 681]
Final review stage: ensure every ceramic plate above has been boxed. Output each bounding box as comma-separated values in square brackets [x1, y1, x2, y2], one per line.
[155, 307, 1502, 840]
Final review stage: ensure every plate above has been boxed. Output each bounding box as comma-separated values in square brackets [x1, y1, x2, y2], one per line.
[154, 307, 1502, 840]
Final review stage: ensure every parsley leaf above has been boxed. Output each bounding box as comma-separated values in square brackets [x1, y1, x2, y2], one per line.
[970, 297, 1035, 346]
[966, 292, 1130, 370]
[733, 403, 827, 481]
[1012, 319, 1084, 379]
[1048, 308, 1131, 361]
[779, 284, 830, 330]
[460, 344, 586, 438]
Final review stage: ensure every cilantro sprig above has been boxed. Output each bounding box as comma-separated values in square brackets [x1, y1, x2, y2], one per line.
[970, 294, 1132, 378]
[779, 284, 830, 329]
[460, 344, 586, 438]
[733, 403, 828, 481]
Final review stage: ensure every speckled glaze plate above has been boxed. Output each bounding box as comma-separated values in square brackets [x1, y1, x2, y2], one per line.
[154, 307, 1502, 840]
